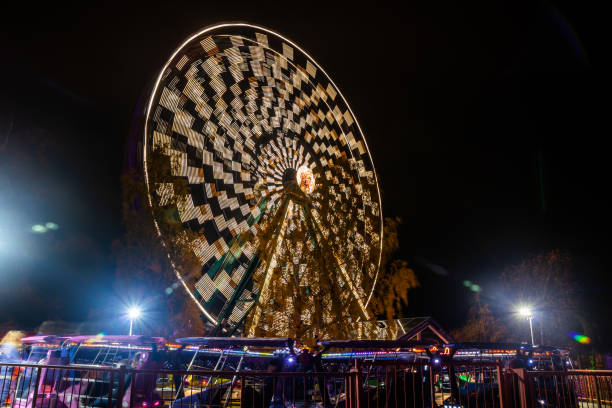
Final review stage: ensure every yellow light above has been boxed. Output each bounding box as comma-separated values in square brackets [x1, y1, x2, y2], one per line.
[296, 165, 315, 194]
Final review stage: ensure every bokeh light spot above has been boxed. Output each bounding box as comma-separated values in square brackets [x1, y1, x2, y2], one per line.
[45, 222, 59, 230]
[463, 280, 472, 287]
[31, 225, 47, 233]
[470, 284, 481, 292]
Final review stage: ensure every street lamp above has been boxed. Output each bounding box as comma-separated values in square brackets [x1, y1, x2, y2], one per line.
[127, 306, 142, 336]
[518, 306, 535, 346]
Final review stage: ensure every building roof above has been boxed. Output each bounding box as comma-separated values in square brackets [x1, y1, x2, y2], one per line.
[377, 316, 455, 344]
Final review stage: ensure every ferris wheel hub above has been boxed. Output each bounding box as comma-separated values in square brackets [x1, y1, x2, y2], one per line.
[296, 165, 315, 194]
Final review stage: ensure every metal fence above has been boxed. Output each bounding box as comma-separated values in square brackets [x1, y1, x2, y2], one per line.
[501, 369, 612, 408]
[0, 363, 353, 408]
[2, 361, 611, 408]
[349, 360, 503, 408]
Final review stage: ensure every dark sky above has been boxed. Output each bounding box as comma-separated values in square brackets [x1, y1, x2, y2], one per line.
[1, 1, 609, 345]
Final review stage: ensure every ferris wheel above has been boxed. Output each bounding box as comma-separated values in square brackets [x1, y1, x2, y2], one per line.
[143, 23, 383, 338]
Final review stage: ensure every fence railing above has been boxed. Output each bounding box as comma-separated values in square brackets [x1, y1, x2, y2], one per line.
[2, 361, 611, 408]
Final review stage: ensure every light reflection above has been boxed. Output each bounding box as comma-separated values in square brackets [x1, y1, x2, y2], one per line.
[30, 222, 59, 234]
[570, 332, 591, 344]
[31, 224, 47, 233]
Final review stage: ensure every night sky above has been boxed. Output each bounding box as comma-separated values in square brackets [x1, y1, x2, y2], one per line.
[1, 2, 609, 345]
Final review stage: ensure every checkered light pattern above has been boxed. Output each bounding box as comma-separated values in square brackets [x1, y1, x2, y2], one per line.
[144, 24, 382, 329]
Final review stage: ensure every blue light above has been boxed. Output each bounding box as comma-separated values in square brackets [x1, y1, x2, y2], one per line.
[286, 356, 295, 365]
[434, 358, 441, 364]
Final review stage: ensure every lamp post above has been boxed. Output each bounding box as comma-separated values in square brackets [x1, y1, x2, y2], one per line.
[518, 307, 535, 346]
[127, 307, 141, 336]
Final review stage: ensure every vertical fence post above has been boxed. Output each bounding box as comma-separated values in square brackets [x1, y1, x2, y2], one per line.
[513, 369, 535, 408]
[107, 370, 114, 408]
[429, 364, 435, 408]
[117, 366, 126, 408]
[496, 362, 506, 408]
[348, 359, 362, 408]
[31, 366, 42, 408]
[594, 375, 602, 408]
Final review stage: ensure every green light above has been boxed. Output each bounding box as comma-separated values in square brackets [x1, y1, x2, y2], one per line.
[470, 284, 481, 292]
[463, 280, 472, 287]
[31, 225, 47, 233]
[45, 222, 59, 230]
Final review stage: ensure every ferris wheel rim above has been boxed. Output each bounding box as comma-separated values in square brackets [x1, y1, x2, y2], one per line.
[142, 22, 384, 327]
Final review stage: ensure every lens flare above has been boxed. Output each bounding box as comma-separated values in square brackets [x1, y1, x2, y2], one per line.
[570, 332, 591, 344]
[128, 307, 142, 319]
[31, 225, 47, 233]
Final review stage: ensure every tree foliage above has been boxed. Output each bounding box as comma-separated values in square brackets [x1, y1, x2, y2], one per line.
[112, 148, 205, 339]
[500, 249, 583, 346]
[369, 217, 419, 323]
[451, 297, 506, 342]
[452, 250, 584, 346]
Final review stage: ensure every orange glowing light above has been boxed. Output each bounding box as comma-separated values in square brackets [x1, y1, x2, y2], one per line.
[297, 165, 315, 194]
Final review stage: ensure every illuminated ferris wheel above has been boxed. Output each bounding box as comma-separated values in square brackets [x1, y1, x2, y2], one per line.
[143, 24, 382, 338]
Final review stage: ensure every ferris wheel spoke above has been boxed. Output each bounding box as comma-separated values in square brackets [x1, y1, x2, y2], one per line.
[247, 196, 293, 336]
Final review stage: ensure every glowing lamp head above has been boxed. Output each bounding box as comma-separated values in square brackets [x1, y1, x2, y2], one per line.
[127, 307, 142, 320]
[518, 307, 533, 318]
[296, 165, 315, 194]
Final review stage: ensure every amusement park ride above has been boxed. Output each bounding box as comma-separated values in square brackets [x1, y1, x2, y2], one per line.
[140, 23, 383, 338]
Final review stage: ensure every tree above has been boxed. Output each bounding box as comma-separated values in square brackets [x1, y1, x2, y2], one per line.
[112, 148, 206, 339]
[452, 296, 506, 342]
[369, 217, 419, 323]
[452, 250, 585, 347]
[500, 249, 584, 346]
